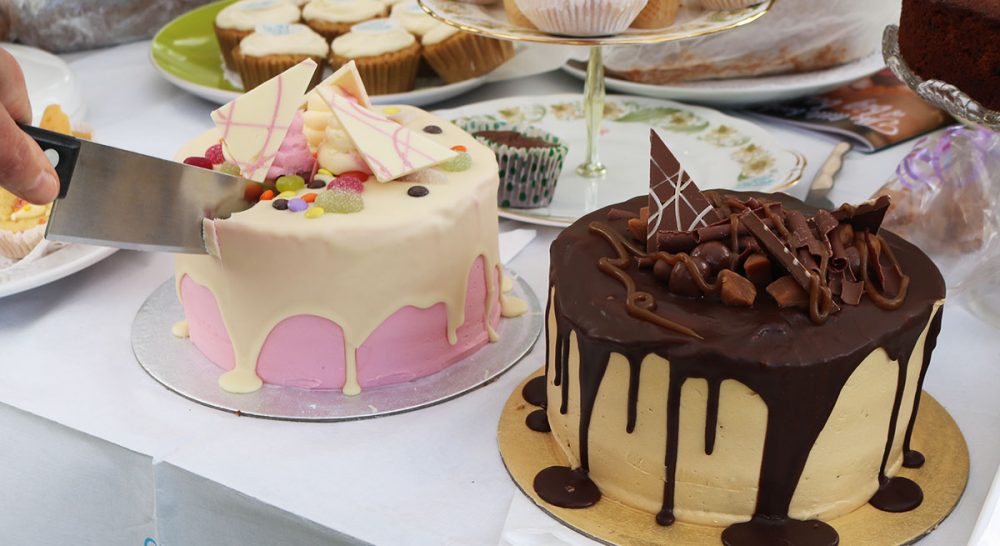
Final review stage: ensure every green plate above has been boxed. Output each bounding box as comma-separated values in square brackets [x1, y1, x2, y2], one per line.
[150, 0, 491, 105]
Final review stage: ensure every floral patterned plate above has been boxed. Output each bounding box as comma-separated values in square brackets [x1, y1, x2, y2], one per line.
[435, 94, 806, 227]
[418, 0, 772, 46]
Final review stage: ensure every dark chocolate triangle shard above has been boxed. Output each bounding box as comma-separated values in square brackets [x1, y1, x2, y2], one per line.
[647, 130, 722, 252]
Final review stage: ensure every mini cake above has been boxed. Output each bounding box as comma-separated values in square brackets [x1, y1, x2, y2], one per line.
[214, 0, 301, 69]
[524, 131, 945, 544]
[175, 60, 525, 394]
[302, 0, 387, 41]
[421, 23, 515, 83]
[329, 19, 421, 94]
[232, 23, 328, 91]
[899, 0, 1000, 111]
[0, 192, 52, 260]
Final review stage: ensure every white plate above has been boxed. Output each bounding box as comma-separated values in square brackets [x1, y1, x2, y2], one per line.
[0, 42, 85, 122]
[0, 245, 117, 298]
[562, 51, 886, 107]
[435, 94, 806, 227]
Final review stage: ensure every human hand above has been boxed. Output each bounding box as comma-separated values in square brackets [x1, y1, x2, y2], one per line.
[0, 47, 59, 204]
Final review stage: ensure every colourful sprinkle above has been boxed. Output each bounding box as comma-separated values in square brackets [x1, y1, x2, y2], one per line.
[302, 193, 317, 203]
[438, 152, 472, 172]
[287, 198, 308, 212]
[423, 125, 442, 134]
[260, 189, 275, 201]
[272, 198, 289, 210]
[276, 175, 306, 193]
[451, 145, 467, 152]
[407, 185, 429, 197]
[317, 168, 334, 177]
[307, 178, 326, 189]
[382, 106, 401, 115]
[305, 207, 325, 219]
[278, 190, 297, 199]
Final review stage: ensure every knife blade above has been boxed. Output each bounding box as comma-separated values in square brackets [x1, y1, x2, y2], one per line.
[805, 141, 851, 211]
[20, 123, 255, 254]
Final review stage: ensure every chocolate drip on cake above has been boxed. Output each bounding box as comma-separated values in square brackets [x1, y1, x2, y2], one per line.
[526, 409, 551, 432]
[902, 309, 943, 469]
[532, 192, 946, 546]
[522, 376, 548, 408]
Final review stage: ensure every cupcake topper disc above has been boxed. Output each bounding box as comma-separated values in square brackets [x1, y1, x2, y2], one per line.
[211, 59, 318, 182]
[647, 129, 721, 252]
[318, 86, 457, 182]
[315, 61, 371, 109]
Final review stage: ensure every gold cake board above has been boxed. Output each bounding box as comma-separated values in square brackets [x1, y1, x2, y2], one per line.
[498, 370, 969, 546]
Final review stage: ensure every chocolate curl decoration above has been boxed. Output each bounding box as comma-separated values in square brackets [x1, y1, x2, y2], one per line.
[833, 195, 891, 234]
[646, 130, 722, 252]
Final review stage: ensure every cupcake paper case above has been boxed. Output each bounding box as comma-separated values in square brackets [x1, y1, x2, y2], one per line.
[422, 25, 515, 83]
[515, 0, 646, 37]
[330, 19, 421, 94]
[455, 117, 568, 209]
[233, 23, 328, 90]
[0, 191, 51, 260]
[214, 0, 302, 68]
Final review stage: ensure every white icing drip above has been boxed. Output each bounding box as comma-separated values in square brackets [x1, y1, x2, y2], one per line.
[175, 106, 501, 394]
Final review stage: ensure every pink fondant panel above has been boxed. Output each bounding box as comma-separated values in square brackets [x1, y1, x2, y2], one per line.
[179, 256, 501, 391]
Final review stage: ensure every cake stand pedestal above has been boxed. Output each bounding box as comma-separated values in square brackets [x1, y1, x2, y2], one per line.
[884, 25, 1000, 329]
[418, 0, 774, 179]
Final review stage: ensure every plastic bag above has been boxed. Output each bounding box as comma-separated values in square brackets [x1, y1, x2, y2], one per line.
[600, 0, 900, 83]
[875, 126, 1000, 320]
[3, 0, 213, 53]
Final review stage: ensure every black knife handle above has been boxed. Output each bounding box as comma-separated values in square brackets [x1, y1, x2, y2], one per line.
[18, 122, 81, 199]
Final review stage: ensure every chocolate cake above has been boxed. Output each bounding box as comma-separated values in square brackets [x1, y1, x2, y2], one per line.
[899, 0, 1000, 110]
[519, 132, 946, 546]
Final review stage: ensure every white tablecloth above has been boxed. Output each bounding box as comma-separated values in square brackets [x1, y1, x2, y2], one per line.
[1, 40, 997, 546]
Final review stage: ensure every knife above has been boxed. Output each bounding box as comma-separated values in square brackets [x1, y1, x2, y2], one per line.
[804, 141, 851, 211]
[20, 123, 255, 254]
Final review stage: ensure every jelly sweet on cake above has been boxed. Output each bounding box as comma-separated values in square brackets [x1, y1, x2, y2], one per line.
[522, 131, 945, 545]
[174, 60, 525, 395]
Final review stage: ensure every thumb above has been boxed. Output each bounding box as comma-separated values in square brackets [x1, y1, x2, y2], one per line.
[0, 108, 59, 205]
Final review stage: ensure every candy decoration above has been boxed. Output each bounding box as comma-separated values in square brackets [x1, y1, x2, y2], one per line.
[316, 189, 364, 213]
[423, 125, 443, 134]
[278, 191, 297, 199]
[438, 152, 472, 172]
[260, 189, 276, 201]
[302, 193, 317, 203]
[407, 185, 429, 197]
[317, 86, 457, 182]
[646, 129, 722, 252]
[287, 198, 308, 212]
[272, 198, 289, 210]
[451, 145, 467, 152]
[211, 59, 318, 182]
[218, 162, 241, 176]
[307, 178, 327, 189]
[382, 106, 401, 116]
[305, 207, 325, 219]
[328, 176, 364, 193]
[244, 183, 265, 203]
[205, 144, 225, 165]
[183, 156, 214, 169]
[314, 61, 371, 109]
[275, 175, 305, 193]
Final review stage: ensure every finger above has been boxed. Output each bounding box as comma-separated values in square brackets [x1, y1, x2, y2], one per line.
[0, 48, 32, 124]
[0, 109, 59, 204]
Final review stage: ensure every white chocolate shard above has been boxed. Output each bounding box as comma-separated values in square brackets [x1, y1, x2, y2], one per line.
[314, 60, 371, 109]
[211, 58, 318, 182]
[317, 86, 457, 182]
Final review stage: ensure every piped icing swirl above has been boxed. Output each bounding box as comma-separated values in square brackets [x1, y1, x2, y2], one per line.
[240, 23, 330, 57]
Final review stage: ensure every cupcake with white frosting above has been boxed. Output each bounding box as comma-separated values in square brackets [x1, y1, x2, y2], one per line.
[389, 0, 439, 38]
[302, 0, 387, 41]
[232, 23, 328, 91]
[330, 19, 421, 94]
[421, 22, 514, 83]
[214, 0, 301, 69]
[515, 0, 645, 36]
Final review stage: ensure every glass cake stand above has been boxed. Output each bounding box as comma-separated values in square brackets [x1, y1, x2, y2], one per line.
[418, 0, 775, 178]
[884, 25, 1000, 328]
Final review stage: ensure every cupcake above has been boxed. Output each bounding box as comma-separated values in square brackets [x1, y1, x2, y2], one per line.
[330, 19, 421, 94]
[214, 0, 302, 69]
[302, 0, 387, 41]
[631, 0, 679, 29]
[515, 0, 645, 36]
[421, 23, 515, 83]
[503, 0, 535, 28]
[0, 190, 52, 260]
[232, 23, 328, 91]
[700, 0, 760, 9]
[390, 0, 440, 37]
[456, 117, 568, 209]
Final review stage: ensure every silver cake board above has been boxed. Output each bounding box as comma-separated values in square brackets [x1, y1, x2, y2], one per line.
[132, 275, 542, 421]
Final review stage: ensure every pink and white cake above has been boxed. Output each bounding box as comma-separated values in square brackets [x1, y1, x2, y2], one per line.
[174, 60, 525, 395]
